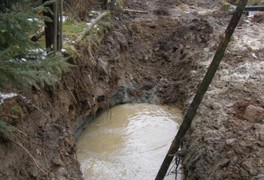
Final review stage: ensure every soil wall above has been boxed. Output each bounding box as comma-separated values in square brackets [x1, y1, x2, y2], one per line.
[0, 0, 263, 179]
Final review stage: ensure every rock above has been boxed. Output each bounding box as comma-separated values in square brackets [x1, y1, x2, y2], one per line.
[216, 158, 231, 168]
[207, 102, 222, 110]
[256, 114, 264, 123]
[226, 138, 236, 145]
[243, 105, 264, 122]
[226, 103, 234, 108]
[98, 57, 109, 75]
[252, 174, 264, 180]
[252, 12, 264, 24]
[56, 167, 68, 180]
[111, 86, 128, 105]
[113, 31, 128, 51]
[242, 160, 258, 175]
[0, 172, 7, 180]
[29, 167, 38, 178]
[52, 156, 64, 167]
[240, 167, 250, 177]
[257, 134, 264, 145]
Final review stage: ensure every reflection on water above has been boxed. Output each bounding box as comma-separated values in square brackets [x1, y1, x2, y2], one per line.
[76, 103, 182, 180]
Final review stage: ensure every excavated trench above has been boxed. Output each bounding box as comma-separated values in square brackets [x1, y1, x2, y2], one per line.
[1, 4, 203, 179]
[73, 1, 264, 179]
[71, 6, 214, 179]
[0, 0, 264, 180]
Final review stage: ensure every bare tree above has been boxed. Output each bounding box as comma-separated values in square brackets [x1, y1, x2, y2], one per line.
[42, 0, 63, 52]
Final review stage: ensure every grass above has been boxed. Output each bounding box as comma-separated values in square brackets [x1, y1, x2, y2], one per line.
[63, 20, 88, 40]
[79, 17, 112, 65]
[62, 14, 112, 64]
[248, 0, 264, 5]
[116, 0, 125, 9]
[230, 0, 264, 5]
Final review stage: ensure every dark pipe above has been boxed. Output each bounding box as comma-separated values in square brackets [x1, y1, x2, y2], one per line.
[244, 6, 264, 11]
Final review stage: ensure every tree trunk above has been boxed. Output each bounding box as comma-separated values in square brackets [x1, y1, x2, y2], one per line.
[58, 0, 63, 50]
[53, 0, 58, 53]
[43, 0, 63, 52]
[155, 0, 248, 179]
[102, 0, 108, 10]
[43, 0, 54, 52]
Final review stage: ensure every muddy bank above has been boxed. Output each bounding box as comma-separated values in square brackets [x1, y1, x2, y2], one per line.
[95, 1, 264, 179]
[0, 0, 263, 179]
[0, 1, 209, 179]
[173, 4, 264, 179]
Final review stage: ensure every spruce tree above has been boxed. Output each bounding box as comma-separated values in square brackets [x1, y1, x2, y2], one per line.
[0, 0, 69, 137]
[0, 0, 69, 89]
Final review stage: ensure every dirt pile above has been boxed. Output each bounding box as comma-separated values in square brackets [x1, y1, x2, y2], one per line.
[179, 4, 264, 180]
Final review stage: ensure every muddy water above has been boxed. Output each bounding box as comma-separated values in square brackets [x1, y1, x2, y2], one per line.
[76, 103, 182, 180]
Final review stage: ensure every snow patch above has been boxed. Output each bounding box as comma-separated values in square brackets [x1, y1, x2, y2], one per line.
[230, 23, 264, 51]
[63, 16, 68, 22]
[0, 93, 17, 105]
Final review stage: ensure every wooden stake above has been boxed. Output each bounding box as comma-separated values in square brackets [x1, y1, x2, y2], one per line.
[155, 0, 248, 179]
[53, 0, 58, 53]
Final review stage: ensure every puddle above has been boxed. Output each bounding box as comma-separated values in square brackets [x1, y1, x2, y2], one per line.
[76, 103, 183, 180]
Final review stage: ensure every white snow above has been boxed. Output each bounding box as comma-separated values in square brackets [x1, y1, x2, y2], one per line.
[0, 93, 17, 105]
[230, 23, 264, 51]
[62, 16, 68, 22]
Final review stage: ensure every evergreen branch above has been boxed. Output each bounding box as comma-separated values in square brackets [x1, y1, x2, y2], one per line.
[0, 119, 16, 138]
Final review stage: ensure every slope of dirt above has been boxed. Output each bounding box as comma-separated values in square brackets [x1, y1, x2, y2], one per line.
[0, 0, 263, 179]
[174, 4, 264, 180]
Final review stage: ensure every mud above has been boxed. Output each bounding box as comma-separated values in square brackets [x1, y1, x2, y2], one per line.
[0, 0, 263, 179]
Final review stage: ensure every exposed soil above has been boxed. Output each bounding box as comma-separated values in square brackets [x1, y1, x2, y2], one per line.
[0, 0, 264, 179]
